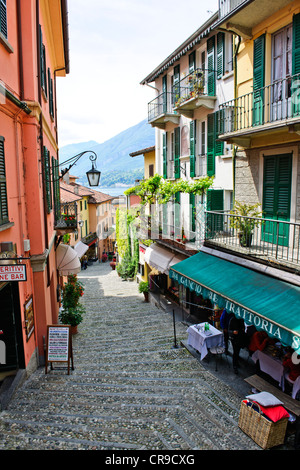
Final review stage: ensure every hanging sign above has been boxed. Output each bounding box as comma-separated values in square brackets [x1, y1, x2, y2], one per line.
[45, 325, 74, 375]
[0, 264, 27, 282]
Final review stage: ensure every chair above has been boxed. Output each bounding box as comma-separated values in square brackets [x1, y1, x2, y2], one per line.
[209, 346, 227, 371]
[284, 373, 300, 399]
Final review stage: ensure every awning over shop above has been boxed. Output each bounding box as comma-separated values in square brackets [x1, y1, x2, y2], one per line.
[144, 244, 176, 274]
[169, 251, 300, 354]
[56, 244, 81, 276]
[74, 241, 89, 258]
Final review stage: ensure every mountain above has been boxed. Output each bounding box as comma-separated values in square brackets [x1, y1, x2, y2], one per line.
[59, 119, 155, 186]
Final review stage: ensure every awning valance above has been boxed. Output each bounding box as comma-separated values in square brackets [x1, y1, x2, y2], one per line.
[169, 251, 300, 354]
[56, 244, 81, 275]
[144, 244, 177, 274]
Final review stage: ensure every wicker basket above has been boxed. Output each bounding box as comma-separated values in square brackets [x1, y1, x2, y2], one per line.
[238, 400, 288, 449]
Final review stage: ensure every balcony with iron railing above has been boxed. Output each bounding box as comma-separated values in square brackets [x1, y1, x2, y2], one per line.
[147, 91, 180, 129]
[218, 73, 300, 146]
[204, 210, 300, 272]
[54, 202, 78, 234]
[173, 68, 217, 117]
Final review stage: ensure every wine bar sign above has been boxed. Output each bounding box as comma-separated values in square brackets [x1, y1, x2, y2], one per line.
[0, 264, 27, 282]
[45, 325, 74, 374]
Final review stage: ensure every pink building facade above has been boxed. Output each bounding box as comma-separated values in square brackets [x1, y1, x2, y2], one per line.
[0, 0, 69, 379]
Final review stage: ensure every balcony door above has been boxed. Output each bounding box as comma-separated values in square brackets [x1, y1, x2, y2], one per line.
[272, 25, 292, 121]
[262, 154, 292, 247]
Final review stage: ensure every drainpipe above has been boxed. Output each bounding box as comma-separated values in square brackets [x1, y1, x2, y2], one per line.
[232, 34, 241, 202]
[16, 0, 24, 101]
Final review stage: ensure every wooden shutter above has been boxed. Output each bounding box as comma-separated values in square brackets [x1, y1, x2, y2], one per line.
[174, 192, 181, 237]
[43, 147, 52, 213]
[215, 110, 224, 156]
[162, 75, 167, 114]
[292, 13, 300, 115]
[262, 154, 292, 246]
[207, 37, 215, 96]
[174, 127, 180, 179]
[217, 32, 225, 79]
[206, 189, 224, 233]
[190, 193, 196, 235]
[163, 133, 167, 179]
[190, 121, 196, 177]
[48, 68, 54, 118]
[52, 156, 60, 219]
[253, 34, 265, 126]
[207, 113, 215, 176]
[0, 137, 8, 224]
[0, 0, 7, 38]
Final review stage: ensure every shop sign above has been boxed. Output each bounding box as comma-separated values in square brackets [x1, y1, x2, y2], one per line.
[45, 325, 74, 375]
[169, 270, 300, 354]
[24, 296, 34, 341]
[0, 264, 26, 282]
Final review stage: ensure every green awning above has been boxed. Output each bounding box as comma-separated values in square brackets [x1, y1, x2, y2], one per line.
[169, 251, 300, 354]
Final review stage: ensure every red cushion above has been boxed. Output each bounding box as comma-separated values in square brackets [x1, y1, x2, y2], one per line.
[243, 400, 289, 422]
[254, 402, 289, 422]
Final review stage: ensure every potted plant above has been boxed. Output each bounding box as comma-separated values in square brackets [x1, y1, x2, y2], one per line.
[110, 261, 116, 270]
[230, 201, 262, 247]
[59, 274, 85, 334]
[138, 281, 149, 302]
[101, 252, 108, 262]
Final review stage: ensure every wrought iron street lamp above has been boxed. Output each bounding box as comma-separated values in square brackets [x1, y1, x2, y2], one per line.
[59, 151, 101, 187]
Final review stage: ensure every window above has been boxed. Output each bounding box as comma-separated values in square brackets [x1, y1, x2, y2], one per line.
[0, 0, 7, 39]
[48, 68, 54, 118]
[52, 156, 60, 220]
[149, 164, 154, 177]
[0, 136, 9, 225]
[39, 26, 47, 95]
[43, 147, 52, 213]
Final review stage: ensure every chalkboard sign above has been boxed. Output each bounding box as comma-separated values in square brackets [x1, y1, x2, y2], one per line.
[45, 325, 74, 374]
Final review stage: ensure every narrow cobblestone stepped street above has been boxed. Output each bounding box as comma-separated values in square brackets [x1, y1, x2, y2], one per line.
[0, 262, 262, 450]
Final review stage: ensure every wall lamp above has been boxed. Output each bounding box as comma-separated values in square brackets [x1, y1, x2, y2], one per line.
[59, 151, 101, 187]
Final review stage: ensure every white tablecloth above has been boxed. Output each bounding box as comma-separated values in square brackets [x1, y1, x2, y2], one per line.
[252, 350, 285, 389]
[187, 323, 224, 360]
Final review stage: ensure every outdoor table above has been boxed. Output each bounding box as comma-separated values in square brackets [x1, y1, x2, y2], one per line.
[251, 349, 285, 389]
[186, 323, 224, 360]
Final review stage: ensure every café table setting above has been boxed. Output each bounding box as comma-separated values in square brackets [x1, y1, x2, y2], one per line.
[186, 322, 225, 360]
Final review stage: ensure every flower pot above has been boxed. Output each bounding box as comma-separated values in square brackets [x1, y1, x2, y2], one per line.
[143, 292, 149, 302]
[70, 325, 78, 335]
[239, 232, 253, 247]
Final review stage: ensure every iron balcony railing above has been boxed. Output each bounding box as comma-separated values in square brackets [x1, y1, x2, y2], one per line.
[219, 73, 300, 135]
[148, 91, 176, 122]
[54, 202, 77, 229]
[173, 68, 217, 107]
[205, 210, 300, 270]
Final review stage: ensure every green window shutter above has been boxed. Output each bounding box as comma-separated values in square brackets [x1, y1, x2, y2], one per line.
[215, 110, 224, 156]
[217, 32, 225, 79]
[0, 0, 7, 39]
[52, 156, 60, 219]
[207, 113, 215, 176]
[0, 137, 9, 224]
[253, 34, 265, 126]
[262, 154, 292, 246]
[43, 147, 52, 213]
[39, 25, 44, 89]
[48, 68, 54, 118]
[163, 133, 167, 179]
[190, 120, 196, 177]
[174, 127, 180, 179]
[292, 13, 300, 115]
[174, 191, 181, 236]
[189, 51, 196, 74]
[207, 36, 215, 96]
[206, 189, 224, 233]
[190, 193, 196, 233]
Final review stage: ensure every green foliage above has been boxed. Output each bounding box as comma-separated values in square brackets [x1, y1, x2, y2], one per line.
[138, 281, 149, 293]
[117, 249, 136, 279]
[230, 200, 262, 235]
[124, 174, 214, 205]
[59, 274, 86, 326]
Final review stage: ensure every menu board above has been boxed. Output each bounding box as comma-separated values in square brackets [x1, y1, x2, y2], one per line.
[45, 325, 73, 374]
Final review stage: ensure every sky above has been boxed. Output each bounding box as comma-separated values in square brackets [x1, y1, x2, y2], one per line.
[56, 0, 219, 148]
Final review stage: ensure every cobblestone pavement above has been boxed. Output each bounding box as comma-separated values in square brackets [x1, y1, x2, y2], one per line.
[0, 262, 287, 450]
